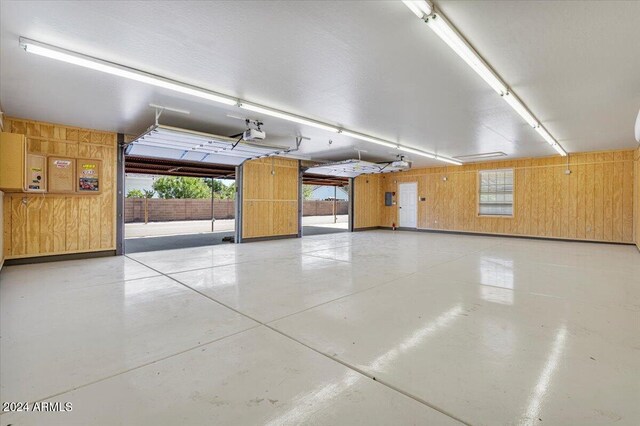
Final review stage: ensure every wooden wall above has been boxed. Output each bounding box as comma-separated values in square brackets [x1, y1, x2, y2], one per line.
[635, 147, 640, 249]
[355, 150, 636, 244]
[353, 174, 382, 229]
[241, 157, 299, 239]
[0, 191, 4, 268]
[2, 117, 117, 259]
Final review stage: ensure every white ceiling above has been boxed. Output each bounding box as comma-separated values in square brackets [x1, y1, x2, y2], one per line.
[1, 0, 639, 167]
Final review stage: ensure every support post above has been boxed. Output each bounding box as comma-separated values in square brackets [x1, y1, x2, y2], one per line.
[333, 185, 337, 223]
[235, 165, 243, 243]
[348, 178, 354, 232]
[211, 176, 216, 232]
[297, 161, 303, 238]
[116, 134, 125, 255]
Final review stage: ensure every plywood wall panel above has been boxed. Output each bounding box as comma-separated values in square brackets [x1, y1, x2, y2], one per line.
[353, 150, 636, 244]
[622, 160, 634, 242]
[2, 117, 117, 259]
[11, 197, 26, 256]
[354, 174, 381, 229]
[241, 157, 299, 239]
[3, 195, 12, 257]
[39, 198, 54, 253]
[634, 148, 640, 250]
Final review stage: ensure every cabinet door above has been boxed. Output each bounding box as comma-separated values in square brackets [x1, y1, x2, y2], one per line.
[0, 132, 26, 191]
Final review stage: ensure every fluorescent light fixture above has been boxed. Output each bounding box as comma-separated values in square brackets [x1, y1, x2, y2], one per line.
[503, 92, 538, 128]
[21, 36, 465, 164]
[435, 156, 463, 165]
[402, 0, 433, 19]
[341, 130, 398, 149]
[454, 151, 507, 161]
[416, 14, 568, 156]
[551, 143, 567, 157]
[239, 102, 339, 133]
[398, 146, 436, 159]
[426, 14, 506, 95]
[535, 125, 556, 146]
[535, 126, 567, 156]
[19, 37, 237, 106]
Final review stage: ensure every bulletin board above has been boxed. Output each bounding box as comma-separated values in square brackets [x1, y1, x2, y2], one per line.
[77, 158, 102, 194]
[48, 157, 75, 193]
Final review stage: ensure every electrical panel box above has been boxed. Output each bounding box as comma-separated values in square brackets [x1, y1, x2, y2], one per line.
[0, 132, 26, 191]
[48, 157, 76, 193]
[77, 158, 101, 193]
[385, 192, 393, 206]
[25, 153, 47, 192]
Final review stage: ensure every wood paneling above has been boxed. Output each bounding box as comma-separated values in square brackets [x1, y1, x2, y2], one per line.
[353, 174, 381, 229]
[354, 150, 636, 244]
[242, 157, 299, 239]
[635, 148, 640, 250]
[0, 191, 4, 269]
[2, 117, 117, 259]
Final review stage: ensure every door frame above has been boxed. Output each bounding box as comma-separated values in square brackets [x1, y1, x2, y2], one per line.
[398, 181, 418, 228]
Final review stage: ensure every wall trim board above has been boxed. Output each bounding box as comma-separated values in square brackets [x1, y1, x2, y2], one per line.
[377, 226, 636, 246]
[5, 246, 116, 260]
[353, 226, 380, 232]
[240, 234, 298, 243]
[4, 250, 116, 266]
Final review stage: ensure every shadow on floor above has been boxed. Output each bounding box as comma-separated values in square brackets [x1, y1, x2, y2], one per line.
[125, 231, 235, 254]
[125, 226, 348, 254]
[301, 226, 348, 236]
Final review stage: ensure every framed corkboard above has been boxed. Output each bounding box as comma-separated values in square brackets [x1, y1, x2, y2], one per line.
[77, 158, 102, 194]
[48, 157, 75, 193]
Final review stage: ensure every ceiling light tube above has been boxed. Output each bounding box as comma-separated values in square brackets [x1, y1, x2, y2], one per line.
[535, 125, 557, 146]
[341, 130, 398, 149]
[19, 37, 237, 106]
[425, 14, 506, 95]
[551, 143, 567, 157]
[397, 146, 436, 159]
[503, 92, 538, 128]
[402, 1, 433, 19]
[435, 156, 463, 165]
[239, 102, 339, 133]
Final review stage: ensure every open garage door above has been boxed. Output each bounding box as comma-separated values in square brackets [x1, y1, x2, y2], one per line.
[122, 124, 289, 253]
[301, 159, 412, 236]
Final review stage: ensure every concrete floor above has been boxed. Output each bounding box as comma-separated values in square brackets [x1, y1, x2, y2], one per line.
[1, 230, 638, 425]
[125, 215, 348, 238]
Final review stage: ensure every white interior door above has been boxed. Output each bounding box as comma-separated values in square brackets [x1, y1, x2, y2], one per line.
[398, 182, 418, 228]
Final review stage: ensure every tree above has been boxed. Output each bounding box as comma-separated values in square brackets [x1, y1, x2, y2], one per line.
[303, 185, 314, 200]
[205, 178, 236, 200]
[152, 177, 210, 199]
[127, 189, 154, 198]
[126, 189, 145, 198]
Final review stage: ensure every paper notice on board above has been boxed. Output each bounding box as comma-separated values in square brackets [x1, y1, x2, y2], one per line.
[79, 163, 99, 191]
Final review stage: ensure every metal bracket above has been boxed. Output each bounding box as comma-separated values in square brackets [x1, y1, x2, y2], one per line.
[154, 107, 163, 126]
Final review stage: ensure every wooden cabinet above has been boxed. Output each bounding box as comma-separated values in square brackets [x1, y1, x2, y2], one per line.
[0, 132, 26, 191]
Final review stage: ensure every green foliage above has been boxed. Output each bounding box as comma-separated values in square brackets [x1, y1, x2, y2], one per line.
[143, 189, 155, 199]
[302, 185, 314, 200]
[152, 177, 210, 199]
[205, 178, 236, 200]
[126, 189, 145, 198]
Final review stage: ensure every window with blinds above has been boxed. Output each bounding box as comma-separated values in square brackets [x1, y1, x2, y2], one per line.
[478, 169, 514, 216]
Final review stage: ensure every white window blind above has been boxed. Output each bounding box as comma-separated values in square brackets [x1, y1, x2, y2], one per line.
[479, 169, 513, 216]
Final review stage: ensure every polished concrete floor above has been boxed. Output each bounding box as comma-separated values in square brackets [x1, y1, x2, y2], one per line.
[1, 230, 638, 425]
